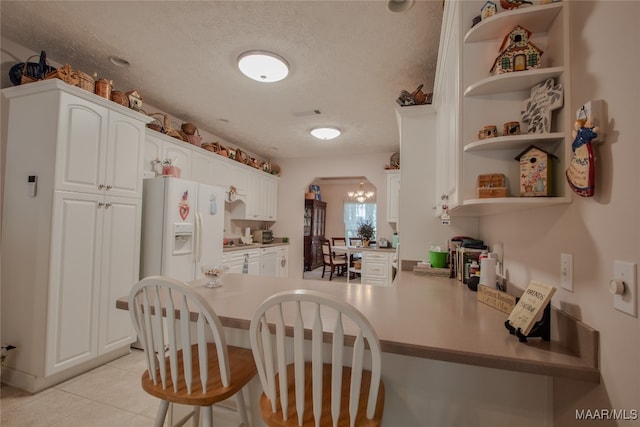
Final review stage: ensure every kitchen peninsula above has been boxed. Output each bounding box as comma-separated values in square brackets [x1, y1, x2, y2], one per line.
[117, 270, 599, 426]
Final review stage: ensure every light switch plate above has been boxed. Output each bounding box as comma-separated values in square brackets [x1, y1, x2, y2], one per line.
[613, 261, 637, 317]
[561, 253, 573, 292]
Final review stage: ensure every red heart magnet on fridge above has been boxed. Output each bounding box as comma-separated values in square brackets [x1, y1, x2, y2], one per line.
[179, 204, 190, 220]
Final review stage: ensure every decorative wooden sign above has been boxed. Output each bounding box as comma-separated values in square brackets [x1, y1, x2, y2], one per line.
[477, 285, 516, 314]
[521, 78, 563, 134]
[506, 281, 556, 336]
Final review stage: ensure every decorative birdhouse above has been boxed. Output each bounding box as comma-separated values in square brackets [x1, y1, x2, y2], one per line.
[481, 1, 498, 20]
[515, 145, 557, 197]
[490, 25, 543, 75]
[125, 90, 143, 111]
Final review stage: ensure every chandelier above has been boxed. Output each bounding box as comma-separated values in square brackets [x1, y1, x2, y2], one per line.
[347, 180, 374, 203]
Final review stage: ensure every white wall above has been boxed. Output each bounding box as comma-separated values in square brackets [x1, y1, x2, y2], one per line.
[478, 2, 640, 425]
[271, 152, 393, 276]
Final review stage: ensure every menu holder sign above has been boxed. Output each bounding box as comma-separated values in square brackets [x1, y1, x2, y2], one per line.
[506, 281, 556, 337]
[477, 285, 516, 314]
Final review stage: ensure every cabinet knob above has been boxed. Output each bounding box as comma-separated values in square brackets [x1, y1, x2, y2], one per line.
[105, 185, 112, 191]
[98, 202, 105, 207]
[104, 203, 112, 209]
[98, 184, 105, 190]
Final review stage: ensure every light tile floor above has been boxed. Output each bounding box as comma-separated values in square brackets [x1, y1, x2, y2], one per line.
[1, 349, 157, 427]
[303, 265, 359, 283]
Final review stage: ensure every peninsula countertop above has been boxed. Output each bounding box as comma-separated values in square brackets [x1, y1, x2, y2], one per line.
[117, 270, 599, 382]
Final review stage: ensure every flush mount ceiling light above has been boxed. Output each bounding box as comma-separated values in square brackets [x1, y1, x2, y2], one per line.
[310, 127, 341, 140]
[237, 50, 289, 82]
[108, 55, 131, 68]
[387, 0, 414, 13]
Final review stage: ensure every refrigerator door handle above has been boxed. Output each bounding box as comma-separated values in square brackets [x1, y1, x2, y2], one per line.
[194, 211, 202, 263]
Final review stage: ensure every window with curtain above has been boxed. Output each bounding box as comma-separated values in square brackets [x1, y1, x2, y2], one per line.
[343, 202, 376, 240]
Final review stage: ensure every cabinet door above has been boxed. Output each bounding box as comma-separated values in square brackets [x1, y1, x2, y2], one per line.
[211, 157, 233, 188]
[163, 140, 192, 181]
[55, 93, 109, 194]
[144, 133, 163, 177]
[105, 110, 145, 198]
[98, 196, 141, 354]
[248, 258, 260, 275]
[263, 177, 278, 221]
[386, 172, 400, 223]
[245, 171, 262, 219]
[277, 247, 289, 277]
[47, 192, 101, 375]
[362, 252, 390, 286]
[191, 150, 215, 185]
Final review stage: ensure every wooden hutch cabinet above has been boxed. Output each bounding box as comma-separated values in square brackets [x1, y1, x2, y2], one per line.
[303, 199, 326, 271]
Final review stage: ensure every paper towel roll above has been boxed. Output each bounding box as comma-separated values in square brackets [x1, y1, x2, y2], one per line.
[480, 257, 497, 287]
[245, 227, 251, 237]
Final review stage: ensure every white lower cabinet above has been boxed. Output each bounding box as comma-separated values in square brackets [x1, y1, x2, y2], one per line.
[222, 249, 260, 275]
[361, 251, 392, 286]
[223, 245, 289, 278]
[259, 247, 278, 277]
[47, 192, 141, 375]
[276, 246, 289, 277]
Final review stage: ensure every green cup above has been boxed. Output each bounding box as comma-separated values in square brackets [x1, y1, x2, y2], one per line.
[429, 250, 448, 268]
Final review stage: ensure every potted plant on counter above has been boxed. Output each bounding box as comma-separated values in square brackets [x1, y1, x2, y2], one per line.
[357, 219, 375, 247]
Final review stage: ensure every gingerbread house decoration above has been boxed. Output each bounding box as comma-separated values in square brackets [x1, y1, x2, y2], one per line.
[491, 25, 543, 75]
[481, 1, 498, 20]
[515, 145, 557, 197]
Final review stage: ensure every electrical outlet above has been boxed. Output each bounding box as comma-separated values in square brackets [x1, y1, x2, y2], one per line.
[613, 261, 637, 317]
[561, 253, 573, 292]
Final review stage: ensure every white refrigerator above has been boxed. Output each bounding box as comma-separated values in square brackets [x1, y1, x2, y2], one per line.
[140, 177, 224, 282]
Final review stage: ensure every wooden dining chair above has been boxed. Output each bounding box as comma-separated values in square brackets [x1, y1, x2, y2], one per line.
[331, 237, 347, 246]
[331, 237, 349, 264]
[249, 289, 385, 427]
[348, 238, 363, 247]
[129, 276, 257, 427]
[321, 239, 347, 280]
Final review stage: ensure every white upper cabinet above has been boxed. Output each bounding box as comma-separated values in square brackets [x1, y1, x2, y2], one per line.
[55, 92, 145, 198]
[146, 132, 279, 221]
[245, 170, 278, 221]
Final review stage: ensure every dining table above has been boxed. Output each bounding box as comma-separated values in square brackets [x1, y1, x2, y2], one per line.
[330, 244, 362, 283]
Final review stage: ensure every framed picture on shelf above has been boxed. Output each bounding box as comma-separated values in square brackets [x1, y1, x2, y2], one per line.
[309, 184, 321, 200]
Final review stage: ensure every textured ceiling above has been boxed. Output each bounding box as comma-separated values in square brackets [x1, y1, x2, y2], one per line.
[1, 1, 442, 159]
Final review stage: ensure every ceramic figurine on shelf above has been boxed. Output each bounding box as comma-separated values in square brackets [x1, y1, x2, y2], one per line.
[566, 117, 599, 197]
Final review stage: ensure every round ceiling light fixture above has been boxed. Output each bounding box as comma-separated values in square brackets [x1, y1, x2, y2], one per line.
[387, 0, 414, 13]
[108, 55, 131, 68]
[310, 127, 341, 140]
[237, 50, 289, 82]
